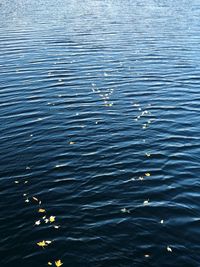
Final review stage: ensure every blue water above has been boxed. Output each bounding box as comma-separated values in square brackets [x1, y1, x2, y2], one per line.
[1, 0, 200, 266]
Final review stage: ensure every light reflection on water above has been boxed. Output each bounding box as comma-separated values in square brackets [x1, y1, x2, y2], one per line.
[0, 0, 200, 266]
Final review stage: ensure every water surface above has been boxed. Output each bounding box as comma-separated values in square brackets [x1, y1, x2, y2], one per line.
[1, 0, 200, 266]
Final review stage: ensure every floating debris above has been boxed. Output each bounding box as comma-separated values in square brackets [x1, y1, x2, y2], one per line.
[37, 240, 51, 248]
[144, 254, 150, 258]
[145, 153, 151, 157]
[121, 208, 130, 213]
[160, 220, 164, 224]
[167, 246, 172, 252]
[142, 124, 147, 129]
[48, 262, 53, 266]
[15, 181, 19, 184]
[49, 216, 56, 223]
[55, 260, 63, 266]
[32, 197, 39, 202]
[54, 225, 60, 229]
[35, 220, 41, 226]
[143, 199, 149, 206]
[145, 173, 151, 177]
[69, 141, 75, 145]
[25, 198, 30, 203]
[38, 208, 46, 213]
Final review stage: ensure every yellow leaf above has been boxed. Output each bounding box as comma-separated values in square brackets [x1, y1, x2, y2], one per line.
[145, 173, 151, 177]
[48, 262, 52, 266]
[49, 216, 55, 223]
[38, 208, 46, 213]
[37, 241, 47, 247]
[55, 260, 63, 267]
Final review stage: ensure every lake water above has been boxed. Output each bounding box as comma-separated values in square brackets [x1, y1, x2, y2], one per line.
[1, 0, 200, 266]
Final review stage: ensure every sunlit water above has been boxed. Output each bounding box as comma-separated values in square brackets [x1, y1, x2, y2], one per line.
[1, 0, 200, 266]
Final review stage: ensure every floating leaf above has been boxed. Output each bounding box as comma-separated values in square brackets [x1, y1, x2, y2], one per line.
[33, 197, 39, 202]
[45, 219, 49, 223]
[37, 241, 48, 248]
[49, 216, 55, 223]
[167, 246, 172, 252]
[38, 208, 46, 213]
[48, 262, 52, 266]
[160, 220, 164, 224]
[144, 254, 150, 258]
[24, 181, 28, 184]
[37, 240, 52, 248]
[54, 225, 60, 229]
[25, 199, 30, 203]
[121, 208, 130, 214]
[15, 181, 19, 184]
[69, 141, 75, 145]
[55, 260, 63, 267]
[143, 200, 149, 206]
[35, 220, 41, 226]
[145, 173, 151, 177]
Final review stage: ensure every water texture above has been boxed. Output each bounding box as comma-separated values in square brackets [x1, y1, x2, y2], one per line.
[0, 0, 200, 266]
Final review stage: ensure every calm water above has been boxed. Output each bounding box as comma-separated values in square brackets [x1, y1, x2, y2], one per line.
[1, 0, 200, 266]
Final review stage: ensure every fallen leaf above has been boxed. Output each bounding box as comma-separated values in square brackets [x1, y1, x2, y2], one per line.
[37, 241, 48, 248]
[145, 173, 151, 177]
[45, 241, 52, 244]
[48, 262, 52, 266]
[54, 225, 60, 229]
[55, 260, 63, 267]
[38, 208, 46, 213]
[143, 200, 149, 205]
[69, 141, 75, 145]
[45, 219, 49, 223]
[167, 246, 172, 252]
[33, 197, 39, 202]
[15, 181, 19, 184]
[160, 220, 164, 224]
[25, 199, 30, 203]
[24, 181, 28, 184]
[35, 220, 41, 226]
[49, 216, 55, 223]
[144, 254, 150, 258]
[121, 208, 130, 213]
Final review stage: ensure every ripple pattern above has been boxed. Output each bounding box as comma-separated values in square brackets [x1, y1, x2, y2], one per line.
[1, 0, 200, 266]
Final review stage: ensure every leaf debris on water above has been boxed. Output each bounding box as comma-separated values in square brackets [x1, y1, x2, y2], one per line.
[69, 141, 75, 145]
[167, 246, 172, 252]
[33, 196, 39, 202]
[49, 216, 56, 223]
[55, 260, 63, 266]
[121, 208, 130, 213]
[143, 199, 149, 206]
[35, 220, 41, 226]
[38, 208, 46, 213]
[145, 173, 151, 177]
